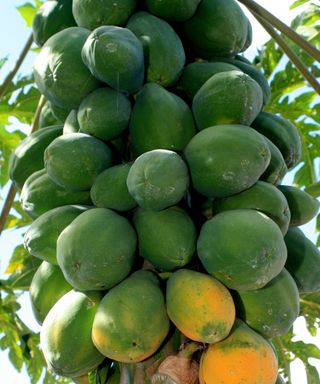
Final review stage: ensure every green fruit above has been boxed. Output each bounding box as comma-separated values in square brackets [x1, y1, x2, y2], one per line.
[24, 205, 88, 264]
[252, 112, 301, 169]
[41, 290, 104, 377]
[82, 26, 144, 94]
[260, 137, 287, 185]
[213, 181, 291, 235]
[29, 261, 72, 324]
[127, 149, 189, 211]
[130, 83, 196, 156]
[92, 270, 170, 363]
[284, 228, 320, 293]
[33, 27, 100, 109]
[78, 87, 131, 141]
[278, 185, 319, 227]
[63, 109, 80, 134]
[145, 0, 201, 22]
[57, 208, 137, 291]
[184, 125, 270, 198]
[133, 206, 196, 271]
[197, 209, 287, 291]
[192, 70, 263, 129]
[32, 0, 76, 46]
[90, 163, 137, 211]
[72, 0, 137, 29]
[20, 169, 91, 219]
[39, 101, 62, 128]
[44, 133, 112, 191]
[234, 268, 300, 339]
[183, 0, 250, 58]
[9, 125, 63, 189]
[127, 12, 185, 87]
[178, 61, 239, 100]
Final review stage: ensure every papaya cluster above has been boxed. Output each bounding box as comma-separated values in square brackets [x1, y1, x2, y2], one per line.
[9, 0, 320, 383]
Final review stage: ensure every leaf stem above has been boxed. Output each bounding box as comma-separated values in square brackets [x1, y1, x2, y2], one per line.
[0, 33, 33, 101]
[273, 337, 292, 383]
[237, 0, 320, 62]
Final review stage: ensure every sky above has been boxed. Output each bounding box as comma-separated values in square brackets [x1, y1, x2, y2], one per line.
[0, 0, 319, 383]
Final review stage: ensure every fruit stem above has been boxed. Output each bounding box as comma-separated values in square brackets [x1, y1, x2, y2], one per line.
[237, 0, 320, 62]
[0, 33, 33, 101]
[158, 272, 173, 280]
[178, 341, 203, 359]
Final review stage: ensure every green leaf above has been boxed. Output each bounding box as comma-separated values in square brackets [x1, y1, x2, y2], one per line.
[304, 182, 320, 197]
[306, 363, 320, 384]
[16, 2, 40, 27]
[290, 0, 312, 10]
[0, 56, 9, 70]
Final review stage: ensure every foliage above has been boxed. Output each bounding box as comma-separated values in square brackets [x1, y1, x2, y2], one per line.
[0, 0, 319, 383]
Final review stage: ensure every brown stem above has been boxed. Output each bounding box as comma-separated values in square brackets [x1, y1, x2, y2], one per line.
[237, 0, 320, 62]
[0, 33, 33, 101]
[253, 12, 320, 95]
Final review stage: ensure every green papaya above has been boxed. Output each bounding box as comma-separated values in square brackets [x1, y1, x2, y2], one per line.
[177, 61, 239, 100]
[278, 185, 319, 226]
[145, 0, 201, 22]
[234, 268, 300, 339]
[213, 181, 291, 235]
[24, 205, 88, 264]
[20, 169, 91, 219]
[251, 112, 301, 169]
[63, 109, 80, 134]
[127, 12, 186, 87]
[29, 261, 72, 324]
[41, 290, 104, 377]
[33, 27, 100, 109]
[192, 70, 263, 129]
[260, 137, 287, 185]
[284, 227, 320, 293]
[32, 0, 76, 46]
[44, 133, 113, 191]
[133, 206, 196, 271]
[48, 100, 71, 122]
[81, 26, 144, 94]
[78, 87, 131, 141]
[184, 125, 271, 198]
[129, 83, 196, 156]
[39, 101, 62, 128]
[92, 270, 170, 363]
[127, 149, 189, 211]
[9, 125, 63, 189]
[57, 208, 137, 291]
[90, 163, 137, 212]
[73, 0, 137, 30]
[197, 209, 287, 291]
[183, 0, 250, 58]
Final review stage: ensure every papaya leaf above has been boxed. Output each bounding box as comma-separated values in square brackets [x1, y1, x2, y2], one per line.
[0, 56, 9, 69]
[304, 182, 320, 197]
[306, 363, 320, 384]
[300, 293, 320, 336]
[290, 0, 313, 10]
[16, 1, 41, 28]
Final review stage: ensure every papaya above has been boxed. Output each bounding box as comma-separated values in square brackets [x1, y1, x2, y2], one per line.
[199, 319, 278, 384]
[32, 0, 76, 46]
[63, 109, 80, 134]
[44, 133, 113, 191]
[184, 125, 271, 198]
[39, 101, 62, 128]
[81, 26, 144, 94]
[127, 149, 189, 211]
[33, 27, 100, 109]
[278, 185, 319, 226]
[234, 268, 300, 339]
[145, 0, 201, 22]
[183, 0, 250, 58]
[78, 87, 131, 141]
[197, 209, 287, 291]
[72, 0, 137, 30]
[48, 100, 71, 122]
[127, 12, 186, 87]
[133, 206, 196, 271]
[284, 227, 320, 293]
[252, 112, 301, 169]
[129, 83, 196, 156]
[9, 125, 63, 189]
[20, 169, 91, 219]
[260, 137, 288, 185]
[192, 70, 263, 129]
[57, 208, 137, 291]
[24, 205, 88, 265]
[166, 269, 235, 343]
[177, 61, 239, 100]
[41, 290, 104, 377]
[213, 181, 291, 235]
[29, 261, 72, 324]
[92, 270, 170, 363]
